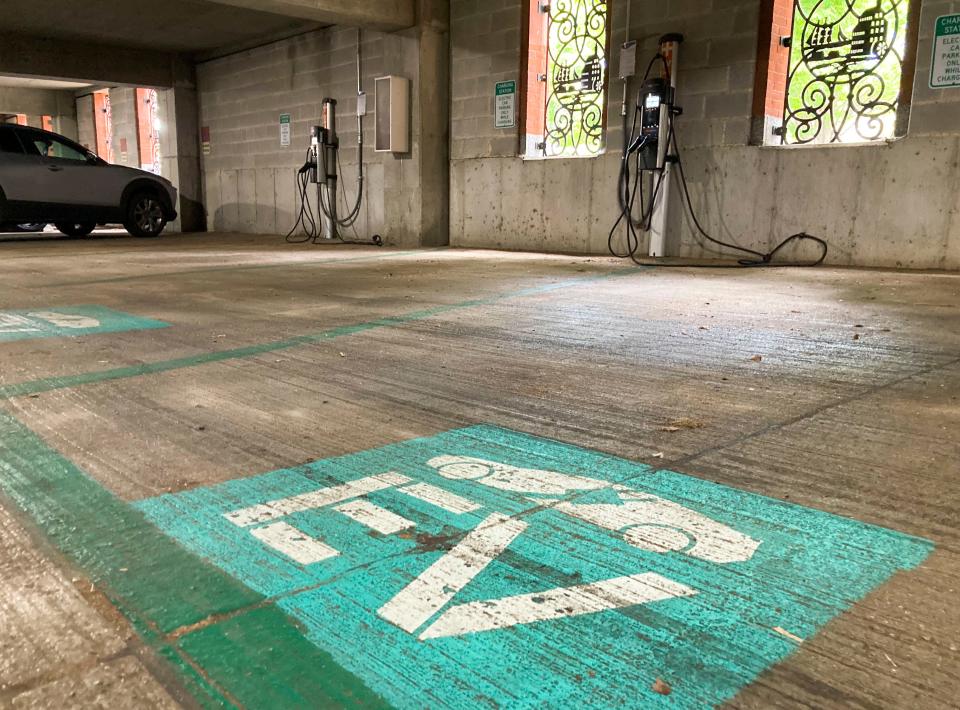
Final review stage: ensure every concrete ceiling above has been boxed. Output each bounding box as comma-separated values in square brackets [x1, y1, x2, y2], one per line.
[0, 76, 92, 90]
[0, 0, 321, 53]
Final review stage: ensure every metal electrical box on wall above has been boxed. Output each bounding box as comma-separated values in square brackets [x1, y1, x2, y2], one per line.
[374, 75, 410, 153]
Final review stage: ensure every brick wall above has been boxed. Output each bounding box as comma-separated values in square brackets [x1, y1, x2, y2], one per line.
[450, 0, 960, 269]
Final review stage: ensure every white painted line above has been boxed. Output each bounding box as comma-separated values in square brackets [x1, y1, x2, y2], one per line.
[398, 482, 481, 514]
[420, 573, 697, 639]
[334, 499, 415, 535]
[427, 455, 610, 495]
[773, 626, 804, 644]
[552, 493, 760, 564]
[378, 513, 527, 634]
[29, 311, 100, 329]
[224, 472, 412, 527]
[250, 521, 339, 565]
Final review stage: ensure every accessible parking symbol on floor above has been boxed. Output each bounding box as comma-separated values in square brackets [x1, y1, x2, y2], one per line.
[138, 425, 933, 709]
[0, 305, 167, 342]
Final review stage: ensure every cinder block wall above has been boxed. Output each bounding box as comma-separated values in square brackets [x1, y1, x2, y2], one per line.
[0, 87, 78, 140]
[196, 27, 428, 244]
[450, 0, 960, 269]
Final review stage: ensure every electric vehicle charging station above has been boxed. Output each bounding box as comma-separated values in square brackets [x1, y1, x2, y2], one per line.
[609, 34, 826, 268]
[310, 98, 341, 241]
[286, 29, 382, 247]
[646, 35, 682, 258]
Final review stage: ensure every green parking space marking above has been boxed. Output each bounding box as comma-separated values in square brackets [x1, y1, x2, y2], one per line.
[0, 269, 632, 401]
[0, 409, 389, 709]
[0, 305, 167, 343]
[137, 425, 934, 709]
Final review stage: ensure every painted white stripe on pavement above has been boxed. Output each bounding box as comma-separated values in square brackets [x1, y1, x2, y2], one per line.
[420, 573, 697, 639]
[250, 521, 340, 565]
[224, 472, 412, 527]
[378, 512, 528, 634]
[398, 482, 481, 514]
[335, 499, 415, 535]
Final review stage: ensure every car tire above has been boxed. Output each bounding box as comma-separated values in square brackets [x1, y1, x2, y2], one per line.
[55, 221, 96, 237]
[123, 190, 167, 238]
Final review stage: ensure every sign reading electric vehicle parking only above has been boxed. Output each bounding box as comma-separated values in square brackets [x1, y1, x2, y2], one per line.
[279, 113, 292, 147]
[931, 14, 960, 89]
[139, 425, 932, 709]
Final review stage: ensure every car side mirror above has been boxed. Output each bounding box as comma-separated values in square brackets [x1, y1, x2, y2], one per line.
[86, 152, 100, 165]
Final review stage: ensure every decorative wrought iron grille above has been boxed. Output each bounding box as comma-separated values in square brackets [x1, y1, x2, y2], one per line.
[544, 0, 609, 157]
[783, 0, 910, 145]
[145, 89, 161, 175]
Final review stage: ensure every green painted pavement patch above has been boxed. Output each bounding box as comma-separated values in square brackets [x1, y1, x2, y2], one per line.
[0, 409, 389, 708]
[138, 425, 934, 709]
[0, 305, 167, 343]
[0, 268, 633, 400]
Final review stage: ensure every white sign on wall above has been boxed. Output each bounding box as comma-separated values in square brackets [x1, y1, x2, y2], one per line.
[494, 81, 516, 129]
[931, 14, 960, 89]
[279, 113, 292, 147]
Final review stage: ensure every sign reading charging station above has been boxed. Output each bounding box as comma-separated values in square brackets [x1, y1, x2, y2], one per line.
[139, 425, 932, 708]
[931, 14, 960, 89]
[495, 81, 517, 129]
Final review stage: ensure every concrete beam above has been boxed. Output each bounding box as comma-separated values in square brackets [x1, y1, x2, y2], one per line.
[201, 0, 415, 31]
[0, 34, 177, 88]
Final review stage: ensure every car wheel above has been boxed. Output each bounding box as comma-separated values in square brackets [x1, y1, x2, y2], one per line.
[124, 191, 167, 238]
[55, 221, 96, 237]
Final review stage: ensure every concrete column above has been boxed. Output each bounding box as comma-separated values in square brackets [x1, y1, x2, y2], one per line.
[416, 0, 450, 247]
[109, 88, 139, 168]
[160, 59, 205, 232]
[380, 0, 450, 247]
[76, 94, 95, 152]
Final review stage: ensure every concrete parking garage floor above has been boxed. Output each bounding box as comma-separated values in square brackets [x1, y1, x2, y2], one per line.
[0, 232, 958, 708]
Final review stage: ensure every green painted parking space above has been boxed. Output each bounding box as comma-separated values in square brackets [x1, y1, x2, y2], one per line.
[0, 305, 167, 342]
[138, 425, 934, 709]
[0, 409, 388, 709]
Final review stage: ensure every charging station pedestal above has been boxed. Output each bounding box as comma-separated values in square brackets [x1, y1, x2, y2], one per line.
[648, 35, 682, 258]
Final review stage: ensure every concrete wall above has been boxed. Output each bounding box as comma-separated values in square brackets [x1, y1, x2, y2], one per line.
[196, 15, 449, 247]
[0, 87, 78, 140]
[450, 0, 960, 269]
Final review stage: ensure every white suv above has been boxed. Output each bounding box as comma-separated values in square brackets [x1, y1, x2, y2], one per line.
[0, 124, 177, 237]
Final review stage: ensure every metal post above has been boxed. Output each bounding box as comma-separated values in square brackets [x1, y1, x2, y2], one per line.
[321, 98, 338, 240]
[648, 35, 682, 258]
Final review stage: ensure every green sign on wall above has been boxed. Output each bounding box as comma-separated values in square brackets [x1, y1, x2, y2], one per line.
[931, 14, 960, 89]
[279, 113, 292, 147]
[495, 81, 516, 129]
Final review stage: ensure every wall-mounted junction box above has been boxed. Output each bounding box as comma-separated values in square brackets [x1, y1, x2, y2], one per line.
[374, 75, 410, 153]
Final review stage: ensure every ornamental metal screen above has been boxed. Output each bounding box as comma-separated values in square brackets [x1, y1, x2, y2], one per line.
[543, 0, 609, 157]
[783, 0, 910, 145]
